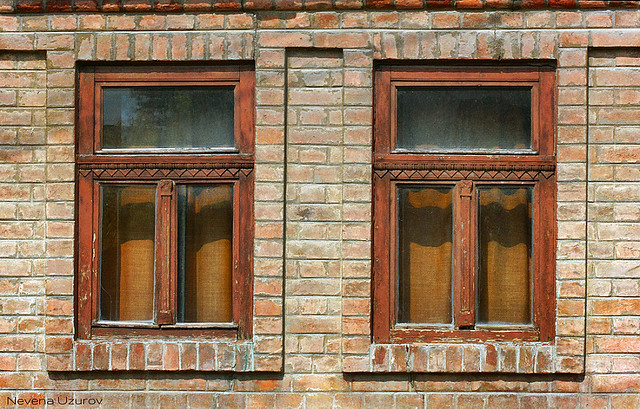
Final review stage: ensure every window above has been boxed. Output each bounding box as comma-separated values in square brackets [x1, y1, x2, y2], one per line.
[76, 65, 254, 339]
[372, 65, 556, 343]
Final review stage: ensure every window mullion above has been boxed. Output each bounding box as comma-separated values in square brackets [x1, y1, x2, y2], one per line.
[454, 179, 476, 328]
[156, 179, 176, 325]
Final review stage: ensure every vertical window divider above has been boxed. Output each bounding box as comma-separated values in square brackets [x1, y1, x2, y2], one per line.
[454, 180, 475, 328]
[156, 179, 175, 325]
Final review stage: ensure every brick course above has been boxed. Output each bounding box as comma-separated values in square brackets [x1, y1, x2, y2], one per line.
[0, 5, 637, 407]
[2, 0, 640, 13]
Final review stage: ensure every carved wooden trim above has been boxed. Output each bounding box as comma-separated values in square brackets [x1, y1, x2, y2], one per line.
[78, 167, 253, 179]
[373, 168, 555, 181]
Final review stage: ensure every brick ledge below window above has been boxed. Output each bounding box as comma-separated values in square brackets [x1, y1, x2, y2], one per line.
[46, 340, 283, 372]
[343, 342, 583, 374]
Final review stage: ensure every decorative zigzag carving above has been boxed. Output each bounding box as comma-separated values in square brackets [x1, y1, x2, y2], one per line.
[78, 167, 253, 179]
[373, 168, 554, 181]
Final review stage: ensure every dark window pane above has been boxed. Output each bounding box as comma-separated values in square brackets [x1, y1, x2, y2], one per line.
[396, 87, 532, 151]
[100, 185, 155, 321]
[103, 87, 234, 149]
[398, 186, 453, 324]
[177, 184, 233, 323]
[478, 187, 532, 325]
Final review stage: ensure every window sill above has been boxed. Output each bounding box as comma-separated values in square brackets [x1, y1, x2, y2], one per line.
[343, 341, 583, 374]
[91, 326, 238, 341]
[89, 324, 239, 338]
[390, 327, 541, 343]
[47, 338, 260, 372]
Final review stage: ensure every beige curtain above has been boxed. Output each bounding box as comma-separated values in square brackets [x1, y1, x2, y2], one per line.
[400, 187, 453, 324]
[117, 187, 155, 321]
[478, 188, 531, 324]
[184, 186, 233, 323]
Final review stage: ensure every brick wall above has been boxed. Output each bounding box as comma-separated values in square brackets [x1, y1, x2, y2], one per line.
[0, 51, 48, 378]
[587, 48, 640, 394]
[0, 6, 638, 408]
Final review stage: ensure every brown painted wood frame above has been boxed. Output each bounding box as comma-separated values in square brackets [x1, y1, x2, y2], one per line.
[372, 64, 556, 344]
[75, 64, 255, 340]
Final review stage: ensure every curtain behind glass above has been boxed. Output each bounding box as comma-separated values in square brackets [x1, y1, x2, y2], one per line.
[478, 187, 532, 324]
[398, 186, 453, 324]
[100, 185, 155, 321]
[178, 185, 233, 323]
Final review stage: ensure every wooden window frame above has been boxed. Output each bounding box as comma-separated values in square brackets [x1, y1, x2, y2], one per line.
[372, 65, 556, 344]
[75, 64, 255, 340]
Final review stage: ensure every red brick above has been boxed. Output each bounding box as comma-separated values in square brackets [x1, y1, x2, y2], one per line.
[212, 0, 241, 11]
[611, 395, 640, 408]
[519, 0, 545, 7]
[16, 0, 44, 12]
[183, 0, 211, 10]
[484, 345, 498, 371]
[549, 0, 578, 7]
[91, 378, 145, 391]
[314, 32, 370, 48]
[432, 12, 460, 28]
[79, 15, 105, 29]
[128, 343, 145, 370]
[456, 0, 482, 8]
[17, 355, 42, 371]
[45, 317, 73, 334]
[592, 32, 640, 47]
[75, 0, 99, 10]
[92, 343, 108, 370]
[293, 374, 349, 392]
[458, 395, 485, 408]
[0, 373, 30, 389]
[0, 336, 33, 352]
[122, 0, 152, 11]
[424, 0, 452, 8]
[109, 343, 127, 371]
[592, 375, 640, 392]
[154, 0, 182, 11]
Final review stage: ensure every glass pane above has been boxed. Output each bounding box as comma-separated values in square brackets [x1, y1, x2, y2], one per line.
[478, 187, 532, 325]
[102, 87, 234, 149]
[100, 185, 155, 321]
[396, 87, 532, 151]
[398, 186, 453, 324]
[177, 184, 233, 323]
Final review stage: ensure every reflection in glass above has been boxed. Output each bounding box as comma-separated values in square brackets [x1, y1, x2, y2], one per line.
[478, 187, 532, 324]
[398, 186, 453, 324]
[103, 87, 235, 149]
[100, 185, 155, 321]
[396, 87, 532, 151]
[177, 184, 233, 323]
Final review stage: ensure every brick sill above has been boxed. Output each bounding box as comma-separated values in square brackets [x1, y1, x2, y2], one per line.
[343, 342, 584, 374]
[47, 339, 257, 372]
